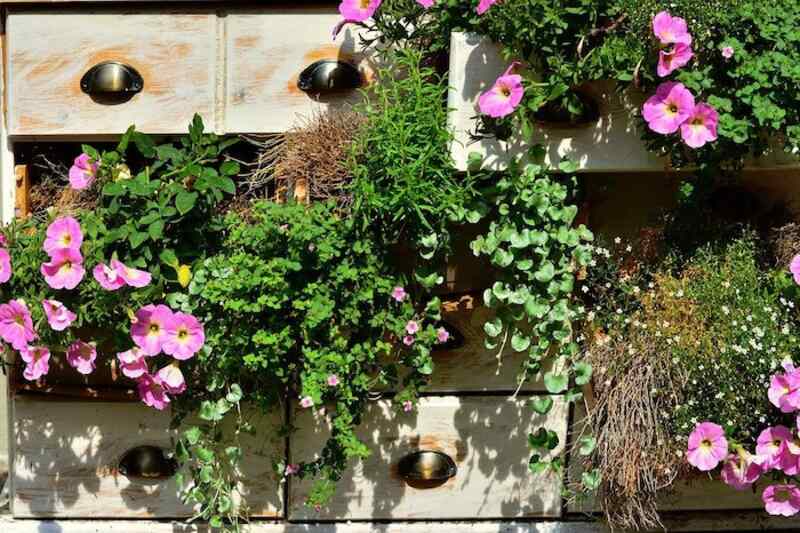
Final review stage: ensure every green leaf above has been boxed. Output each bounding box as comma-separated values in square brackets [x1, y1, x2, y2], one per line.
[578, 436, 596, 456]
[132, 131, 156, 158]
[530, 396, 554, 415]
[582, 469, 601, 490]
[147, 220, 165, 240]
[184, 426, 202, 445]
[544, 371, 568, 394]
[524, 296, 549, 318]
[129, 231, 148, 249]
[573, 361, 592, 386]
[226, 384, 243, 403]
[117, 125, 135, 153]
[511, 332, 531, 352]
[534, 261, 555, 282]
[529, 455, 549, 474]
[484, 317, 503, 338]
[176, 191, 198, 215]
[220, 160, 240, 176]
[160, 248, 179, 268]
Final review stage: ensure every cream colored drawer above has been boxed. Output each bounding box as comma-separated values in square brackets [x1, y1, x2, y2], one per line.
[12, 398, 284, 518]
[224, 7, 374, 133]
[289, 396, 567, 520]
[7, 10, 217, 135]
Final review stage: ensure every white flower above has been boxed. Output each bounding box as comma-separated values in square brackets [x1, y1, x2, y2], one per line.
[614, 237, 621, 244]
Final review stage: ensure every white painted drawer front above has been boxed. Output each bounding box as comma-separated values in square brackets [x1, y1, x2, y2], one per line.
[7, 10, 217, 135]
[225, 8, 374, 133]
[12, 399, 284, 518]
[289, 396, 567, 520]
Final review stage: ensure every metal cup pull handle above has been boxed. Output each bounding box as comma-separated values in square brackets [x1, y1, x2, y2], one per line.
[297, 59, 362, 94]
[118, 445, 177, 480]
[397, 450, 457, 483]
[81, 61, 143, 103]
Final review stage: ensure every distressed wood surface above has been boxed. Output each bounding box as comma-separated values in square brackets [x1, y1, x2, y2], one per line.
[289, 395, 567, 520]
[224, 8, 375, 133]
[12, 399, 284, 518]
[448, 32, 799, 172]
[7, 10, 217, 135]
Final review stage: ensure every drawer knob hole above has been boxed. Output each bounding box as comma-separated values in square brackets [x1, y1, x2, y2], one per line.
[297, 60, 362, 95]
[118, 445, 177, 480]
[80, 61, 143, 105]
[398, 450, 457, 488]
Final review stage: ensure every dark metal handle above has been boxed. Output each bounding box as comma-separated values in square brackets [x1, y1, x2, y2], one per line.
[81, 61, 143, 102]
[297, 60, 362, 95]
[397, 450, 457, 482]
[118, 445, 177, 480]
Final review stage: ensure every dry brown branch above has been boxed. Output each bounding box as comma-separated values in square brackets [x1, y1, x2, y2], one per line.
[769, 222, 800, 269]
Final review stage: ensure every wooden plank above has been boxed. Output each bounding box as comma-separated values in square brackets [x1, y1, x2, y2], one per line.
[13, 165, 28, 218]
[224, 7, 376, 133]
[289, 395, 567, 520]
[12, 399, 284, 518]
[6, 10, 217, 135]
[447, 32, 799, 172]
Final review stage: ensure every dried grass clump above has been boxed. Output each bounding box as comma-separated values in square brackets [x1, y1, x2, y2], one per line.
[245, 108, 364, 209]
[769, 222, 800, 269]
[29, 153, 98, 218]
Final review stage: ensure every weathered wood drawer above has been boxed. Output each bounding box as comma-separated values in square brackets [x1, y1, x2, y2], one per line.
[6, 10, 218, 135]
[289, 395, 567, 520]
[12, 398, 284, 518]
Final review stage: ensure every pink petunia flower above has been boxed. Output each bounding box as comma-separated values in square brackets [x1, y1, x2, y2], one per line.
[657, 43, 693, 77]
[43, 216, 83, 255]
[478, 62, 524, 119]
[721, 452, 763, 490]
[0, 249, 11, 284]
[68, 153, 99, 190]
[763, 484, 800, 517]
[416, 0, 434, 6]
[327, 374, 340, 387]
[769, 370, 800, 413]
[782, 436, 800, 475]
[722, 46, 734, 59]
[156, 364, 186, 395]
[131, 304, 174, 356]
[111, 259, 152, 288]
[42, 299, 77, 331]
[285, 463, 300, 476]
[791, 254, 800, 285]
[436, 327, 450, 344]
[66, 340, 97, 375]
[338, 0, 381, 22]
[680, 103, 719, 148]
[391, 286, 407, 302]
[642, 82, 695, 134]
[403, 400, 413, 412]
[756, 426, 793, 470]
[477, 0, 499, 15]
[0, 299, 36, 350]
[41, 248, 85, 290]
[686, 422, 728, 471]
[162, 312, 205, 360]
[93, 263, 125, 291]
[403, 335, 415, 346]
[405, 320, 419, 335]
[652, 11, 692, 46]
[300, 396, 314, 408]
[117, 347, 149, 379]
[137, 373, 171, 410]
[20, 345, 50, 381]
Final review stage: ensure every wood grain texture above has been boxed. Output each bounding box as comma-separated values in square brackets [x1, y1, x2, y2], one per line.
[12, 399, 284, 518]
[447, 32, 799, 172]
[6, 10, 217, 135]
[224, 7, 375, 133]
[289, 395, 567, 520]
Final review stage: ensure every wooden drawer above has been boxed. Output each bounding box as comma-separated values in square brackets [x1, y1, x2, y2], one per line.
[6, 9, 217, 135]
[12, 398, 284, 518]
[224, 8, 374, 133]
[288, 395, 567, 520]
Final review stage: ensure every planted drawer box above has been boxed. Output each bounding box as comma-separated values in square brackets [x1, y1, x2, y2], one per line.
[289, 396, 567, 520]
[12, 399, 284, 518]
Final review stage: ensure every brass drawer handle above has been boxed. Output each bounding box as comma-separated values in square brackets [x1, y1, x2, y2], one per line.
[80, 61, 143, 103]
[398, 450, 457, 483]
[297, 59, 362, 95]
[118, 445, 177, 480]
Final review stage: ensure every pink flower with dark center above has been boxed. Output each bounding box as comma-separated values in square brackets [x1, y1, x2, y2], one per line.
[156, 364, 186, 395]
[642, 82, 695, 134]
[478, 62, 524, 119]
[722, 46, 734, 59]
[477, 0, 499, 15]
[43, 216, 83, 255]
[338, 0, 381, 22]
[769, 370, 800, 413]
[417, 0, 434, 6]
[66, 340, 97, 375]
[680, 103, 719, 148]
[436, 327, 450, 344]
[93, 263, 125, 291]
[41, 248, 85, 290]
[763, 484, 800, 517]
[391, 286, 407, 302]
[68, 153, 99, 190]
[300, 396, 314, 408]
[162, 312, 204, 360]
[686, 422, 728, 471]
[403, 400, 413, 412]
[131, 304, 174, 356]
[111, 259, 152, 288]
[657, 43, 693, 77]
[0, 249, 11, 284]
[117, 347, 149, 379]
[791, 254, 800, 285]
[652, 11, 692, 46]
[721, 452, 763, 490]
[327, 374, 340, 387]
[137, 373, 171, 410]
[42, 299, 77, 331]
[405, 320, 419, 335]
[20, 345, 50, 381]
[0, 299, 36, 350]
[403, 335, 415, 346]
[757, 426, 793, 470]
